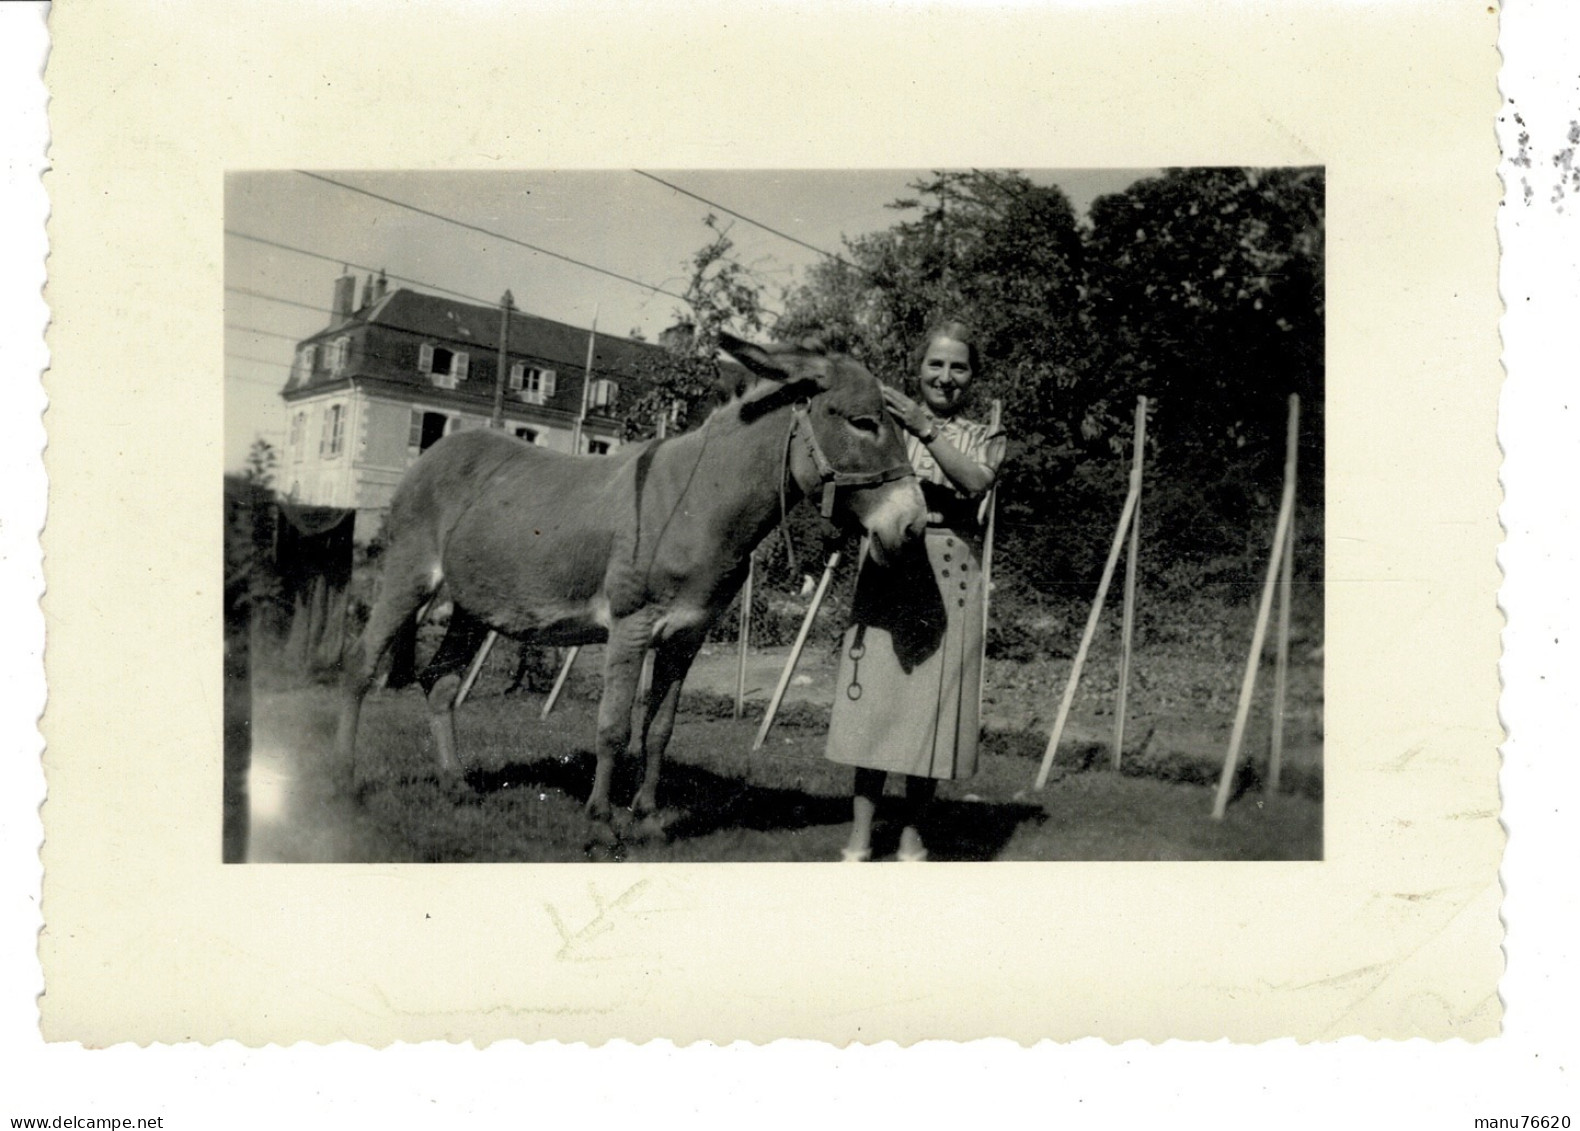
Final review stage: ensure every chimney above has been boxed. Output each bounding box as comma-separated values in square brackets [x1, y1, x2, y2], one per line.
[659, 320, 696, 353]
[359, 274, 374, 311]
[372, 269, 388, 304]
[331, 272, 356, 323]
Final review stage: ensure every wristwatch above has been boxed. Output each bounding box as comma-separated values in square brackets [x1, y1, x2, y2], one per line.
[918, 418, 939, 443]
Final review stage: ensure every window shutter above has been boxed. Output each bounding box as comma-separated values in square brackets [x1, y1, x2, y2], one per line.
[509, 362, 524, 391]
[418, 343, 434, 374]
[543, 369, 557, 398]
[409, 409, 423, 447]
[319, 410, 330, 457]
[454, 352, 470, 381]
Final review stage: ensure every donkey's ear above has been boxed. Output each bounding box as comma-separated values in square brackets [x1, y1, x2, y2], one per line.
[717, 333, 832, 389]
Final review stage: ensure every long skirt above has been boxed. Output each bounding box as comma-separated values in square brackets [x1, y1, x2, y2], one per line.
[824, 525, 986, 780]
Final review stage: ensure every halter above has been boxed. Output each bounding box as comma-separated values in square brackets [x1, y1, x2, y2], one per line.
[776, 403, 914, 574]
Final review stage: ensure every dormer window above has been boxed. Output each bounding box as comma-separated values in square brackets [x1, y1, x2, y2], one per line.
[509, 362, 557, 405]
[588, 378, 620, 411]
[293, 344, 317, 385]
[327, 335, 351, 376]
[418, 343, 469, 389]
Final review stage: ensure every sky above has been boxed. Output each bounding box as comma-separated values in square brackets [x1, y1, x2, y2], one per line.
[224, 168, 1155, 469]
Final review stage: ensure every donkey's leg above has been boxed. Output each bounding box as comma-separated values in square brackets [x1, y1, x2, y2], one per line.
[419, 605, 490, 775]
[335, 543, 439, 787]
[631, 632, 705, 821]
[587, 617, 649, 824]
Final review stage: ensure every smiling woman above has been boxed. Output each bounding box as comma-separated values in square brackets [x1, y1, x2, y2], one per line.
[825, 319, 1006, 863]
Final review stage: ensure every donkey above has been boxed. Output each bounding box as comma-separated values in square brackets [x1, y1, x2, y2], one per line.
[335, 333, 927, 838]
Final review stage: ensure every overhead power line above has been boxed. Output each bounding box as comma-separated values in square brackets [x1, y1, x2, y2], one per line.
[226, 352, 290, 369]
[297, 171, 697, 306]
[224, 229, 499, 307]
[632, 169, 868, 280]
[226, 322, 302, 343]
[226, 285, 337, 316]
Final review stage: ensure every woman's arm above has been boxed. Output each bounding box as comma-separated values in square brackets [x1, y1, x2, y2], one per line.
[882, 387, 998, 496]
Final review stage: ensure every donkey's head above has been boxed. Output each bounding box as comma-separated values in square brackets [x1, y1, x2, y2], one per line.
[720, 333, 927, 563]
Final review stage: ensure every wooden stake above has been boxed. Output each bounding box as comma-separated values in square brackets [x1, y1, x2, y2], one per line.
[455, 630, 497, 707]
[1269, 474, 1297, 796]
[977, 400, 1003, 723]
[1034, 483, 1141, 790]
[753, 551, 841, 751]
[734, 552, 754, 719]
[1113, 396, 1148, 769]
[1212, 395, 1300, 820]
[540, 645, 580, 719]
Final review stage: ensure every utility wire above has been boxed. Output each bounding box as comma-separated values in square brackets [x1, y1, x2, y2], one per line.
[297, 171, 697, 306]
[227, 322, 302, 343]
[224, 229, 498, 307]
[226, 285, 337, 316]
[226, 352, 291, 369]
[632, 169, 869, 280]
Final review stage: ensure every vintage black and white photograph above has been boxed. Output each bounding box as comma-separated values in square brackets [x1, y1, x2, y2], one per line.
[223, 168, 1325, 865]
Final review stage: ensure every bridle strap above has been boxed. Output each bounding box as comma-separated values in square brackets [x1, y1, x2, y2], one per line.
[792, 405, 912, 518]
[778, 404, 914, 573]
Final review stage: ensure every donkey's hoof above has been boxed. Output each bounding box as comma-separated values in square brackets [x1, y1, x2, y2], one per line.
[629, 811, 671, 843]
[582, 838, 626, 863]
[585, 817, 620, 850]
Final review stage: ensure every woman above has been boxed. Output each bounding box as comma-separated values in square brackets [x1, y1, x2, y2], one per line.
[825, 321, 1006, 861]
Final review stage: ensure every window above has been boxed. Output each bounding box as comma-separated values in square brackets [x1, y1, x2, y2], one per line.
[513, 426, 538, 444]
[320, 403, 346, 458]
[587, 439, 611, 456]
[294, 345, 317, 385]
[327, 335, 351, 375]
[419, 343, 469, 389]
[510, 362, 557, 404]
[289, 411, 306, 460]
[409, 409, 448, 454]
[588, 378, 619, 411]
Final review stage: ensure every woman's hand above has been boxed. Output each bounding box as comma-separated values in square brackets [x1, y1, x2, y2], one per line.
[882, 386, 937, 440]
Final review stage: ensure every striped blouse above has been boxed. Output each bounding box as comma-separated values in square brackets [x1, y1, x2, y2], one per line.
[905, 415, 1007, 528]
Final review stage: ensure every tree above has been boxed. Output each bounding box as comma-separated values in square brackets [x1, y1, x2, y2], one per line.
[1082, 167, 1324, 583]
[244, 437, 278, 490]
[621, 214, 770, 440]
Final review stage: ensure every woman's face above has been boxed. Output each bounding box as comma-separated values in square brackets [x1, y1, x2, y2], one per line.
[917, 336, 973, 416]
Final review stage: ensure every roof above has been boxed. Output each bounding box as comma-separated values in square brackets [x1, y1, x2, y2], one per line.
[314, 287, 667, 374]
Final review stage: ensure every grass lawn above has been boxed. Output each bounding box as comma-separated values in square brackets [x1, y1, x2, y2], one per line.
[244, 679, 1321, 863]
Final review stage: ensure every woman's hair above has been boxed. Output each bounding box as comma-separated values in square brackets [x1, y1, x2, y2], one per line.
[910, 319, 984, 378]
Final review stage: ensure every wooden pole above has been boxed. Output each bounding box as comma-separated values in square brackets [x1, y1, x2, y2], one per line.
[734, 552, 754, 719]
[977, 400, 1003, 724]
[752, 551, 842, 751]
[490, 290, 513, 429]
[1268, 442, 1299, 796]
[1034, 484, 1140, 790]
[540, 645, 580, 719]
[455, 630, 497, 708]
[1211, 395, 1300, 820]
[571, 306, 598, 454]
[1112, 396, 1148, 769]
